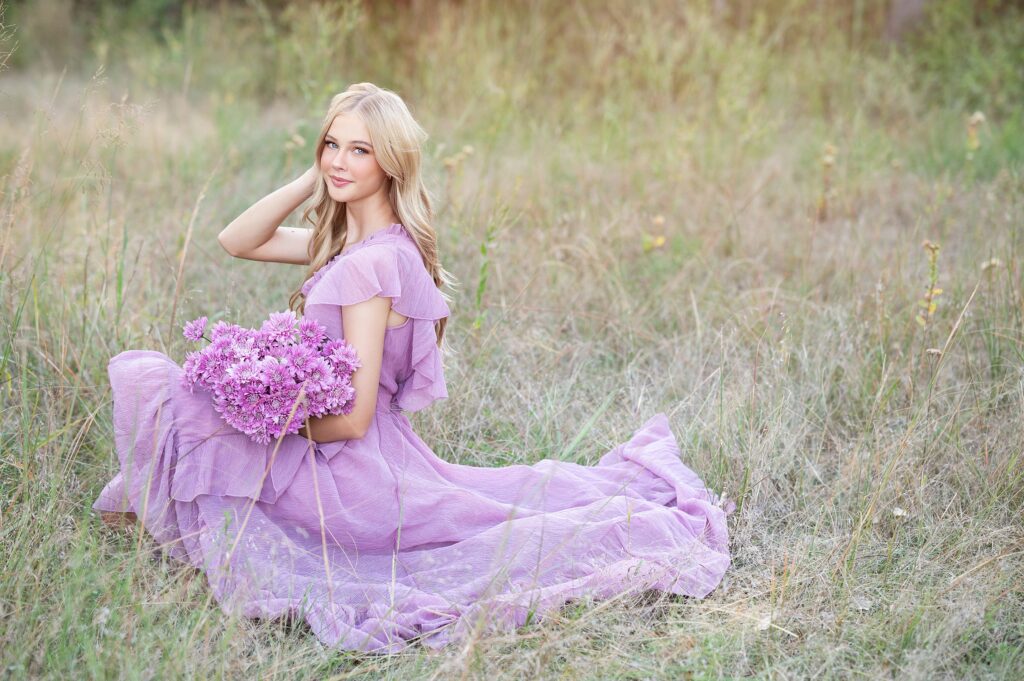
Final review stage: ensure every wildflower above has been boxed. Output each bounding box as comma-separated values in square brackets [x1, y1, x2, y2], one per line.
[916, 240, 942, 328]
[283, 133, 305, 151]
[981, 257, 1004, 272]
[822, 143, 838, 167]
[966, 111, 986, 156]
[642, 234, 667, 252]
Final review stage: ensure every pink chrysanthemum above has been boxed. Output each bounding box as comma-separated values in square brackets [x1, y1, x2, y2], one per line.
[183, 316, 208, 342]
[179, 311, 359, 444]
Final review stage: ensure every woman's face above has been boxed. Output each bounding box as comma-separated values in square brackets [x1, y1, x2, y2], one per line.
[320, 113, 389, 204]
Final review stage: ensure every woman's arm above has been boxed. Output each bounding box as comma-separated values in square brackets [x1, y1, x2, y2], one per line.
[298, 295, 391, 443]
[217, 164, 319, 264]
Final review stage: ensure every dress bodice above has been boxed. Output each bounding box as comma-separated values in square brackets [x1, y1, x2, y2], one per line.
[300, 223, 451, 414]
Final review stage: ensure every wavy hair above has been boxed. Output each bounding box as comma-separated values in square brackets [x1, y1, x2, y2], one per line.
[288, 82, 457, 350]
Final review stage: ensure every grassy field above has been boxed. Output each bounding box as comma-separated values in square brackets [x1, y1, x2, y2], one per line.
[2, 0, 1023, 678]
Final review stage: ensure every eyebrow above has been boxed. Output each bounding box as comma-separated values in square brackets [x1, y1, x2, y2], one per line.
[325, 135, 373, 147]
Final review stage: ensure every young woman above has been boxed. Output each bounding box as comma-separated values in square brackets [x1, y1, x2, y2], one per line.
[93, 82, 733, 654]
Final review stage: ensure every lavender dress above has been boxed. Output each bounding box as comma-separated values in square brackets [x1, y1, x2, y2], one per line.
[93, 222, 733, 654]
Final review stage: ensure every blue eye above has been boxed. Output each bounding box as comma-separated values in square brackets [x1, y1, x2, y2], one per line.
[326, 141, 368, 155]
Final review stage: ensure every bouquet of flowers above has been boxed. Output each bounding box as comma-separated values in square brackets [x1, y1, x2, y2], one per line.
[179, 311, 361, 444]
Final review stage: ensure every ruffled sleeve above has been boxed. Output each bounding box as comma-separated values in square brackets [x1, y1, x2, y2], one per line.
[303, 239, 451, 413]
[303, 244, 403, 339]
[395, 317, 448, 412]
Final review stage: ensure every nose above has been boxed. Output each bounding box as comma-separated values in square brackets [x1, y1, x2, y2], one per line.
[330, 149, 346, 171]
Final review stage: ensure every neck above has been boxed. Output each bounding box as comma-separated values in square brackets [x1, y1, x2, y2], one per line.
[343, 193, 399, 244]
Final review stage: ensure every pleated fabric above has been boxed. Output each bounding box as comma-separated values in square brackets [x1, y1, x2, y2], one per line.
[94, 223, 733, 653]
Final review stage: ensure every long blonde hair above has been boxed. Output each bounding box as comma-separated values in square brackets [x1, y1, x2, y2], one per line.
[288, 83, 457, 349]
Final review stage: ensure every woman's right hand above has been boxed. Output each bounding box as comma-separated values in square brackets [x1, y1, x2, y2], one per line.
[301, 163, 320, 196]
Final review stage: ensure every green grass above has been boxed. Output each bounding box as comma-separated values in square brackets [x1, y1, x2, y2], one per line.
[2, 0, 1024, 678]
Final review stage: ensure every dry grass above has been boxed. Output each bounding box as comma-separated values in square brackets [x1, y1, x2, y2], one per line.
[1, 0, 1022, 678]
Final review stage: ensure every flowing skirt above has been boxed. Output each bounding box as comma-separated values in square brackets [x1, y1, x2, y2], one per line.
[94, 350, 733, 653]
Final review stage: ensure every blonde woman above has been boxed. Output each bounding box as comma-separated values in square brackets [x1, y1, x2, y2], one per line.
[93, 82, 733, 654]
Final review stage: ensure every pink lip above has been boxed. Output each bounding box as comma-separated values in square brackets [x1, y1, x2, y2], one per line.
[330, 176, 352, 187]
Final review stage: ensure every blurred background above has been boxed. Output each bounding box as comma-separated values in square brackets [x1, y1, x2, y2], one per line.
[1, 0, 1023, 678]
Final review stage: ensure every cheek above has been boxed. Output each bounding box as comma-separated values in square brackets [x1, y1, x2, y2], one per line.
[367, 159, 388, 180]
[353, 156, 382, 179]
